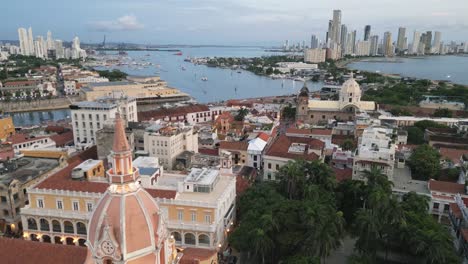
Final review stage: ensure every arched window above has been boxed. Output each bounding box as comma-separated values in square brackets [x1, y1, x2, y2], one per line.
[42, 235, 51, 243]
[52, 220, 61, 232]
[184, 233, 195, 245]
[27, 218, 37, 230]
[40, 218, 50, 231]
[78, 238, 86, 247]
[64, 221, 74, 234]
[66, 237, 74, 245]
[54, 236, 62, 244]
[171, 232, 181, 243]
[198, 234, 210, 246]
[76, 222, 87, 235]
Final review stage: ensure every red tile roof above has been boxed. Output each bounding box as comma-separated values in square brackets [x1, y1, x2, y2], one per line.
[265, 135, 323, 161]
[428, 179, 465, 194]
[138, 104, 210, 121]
[219, 141, 249, 152]
[145, 188, 177, 199]
[0, 237, 87, 264]
[257, 132, 270, 142]
[8, 134, 50, 145]
[180, 247, 217, 264]
[333, 168, 353, 182]
[450, 203, 462, 219]
[439, 147, 468, 165]
[198, 148, 219, 156]
[36, 146, 177, 199]
[50, 131, 74, 147]
[4, 80, 37, 87]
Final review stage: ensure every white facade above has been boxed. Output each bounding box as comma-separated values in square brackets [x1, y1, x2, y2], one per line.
[144, 123, 198, 169]
[352, 126, 396, 181]
[355, 41, 371, 56]
[304, 48, 326, 63]
[247, 136, 268, 169]
[64, 81, 78, 95]
[71, 97, 137, 148]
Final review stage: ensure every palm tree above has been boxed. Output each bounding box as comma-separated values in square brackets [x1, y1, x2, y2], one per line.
[278, 160, 307, 200]
[306, 161, 337, 191]
[362, 166, 393, 195]
[252, 228, 274, 264]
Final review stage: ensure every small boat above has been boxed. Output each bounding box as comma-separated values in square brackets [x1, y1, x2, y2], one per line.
[237, 71, 242, 73]
[184, 56, 191, 62]
[181, 66, 186, 71]
[201, 77, 208, 81]
[174, 52, 183, 56]
[447, 75, 451, 78]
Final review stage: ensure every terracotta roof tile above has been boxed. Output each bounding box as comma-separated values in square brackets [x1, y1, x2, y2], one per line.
[265, 135, 324, 161]
[333, 168, 353, 182]
[138, 104, 210, 121]
[439, 147, 468, 165]
[145, 188, 177, 199]
[219, 141, 249, 152]
[8, 134, 50, 145]
[0, 237, 87, 264]
[428, 179, 465, 194]
[257, 132, 270, 142]
[198, 148, 219, 156]
[50, 131, 74, 147]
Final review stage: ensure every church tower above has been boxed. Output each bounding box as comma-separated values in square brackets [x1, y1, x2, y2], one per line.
[85, 113, 176, 264]
[295, 82, 310, 121]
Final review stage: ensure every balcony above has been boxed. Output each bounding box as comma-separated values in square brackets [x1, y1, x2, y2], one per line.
[167, 221, 215, 233]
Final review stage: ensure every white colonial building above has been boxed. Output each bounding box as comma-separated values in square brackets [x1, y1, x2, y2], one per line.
[70, 96, 137, 149]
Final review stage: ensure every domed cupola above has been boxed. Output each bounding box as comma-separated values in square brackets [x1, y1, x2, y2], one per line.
[340, 72, 362, 108]
[85, 113, 176, 264]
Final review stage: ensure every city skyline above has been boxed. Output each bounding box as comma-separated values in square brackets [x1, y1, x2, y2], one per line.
[1, 0, 468, 45]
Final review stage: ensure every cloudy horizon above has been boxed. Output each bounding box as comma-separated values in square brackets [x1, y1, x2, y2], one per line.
[2, 0, 468, 45]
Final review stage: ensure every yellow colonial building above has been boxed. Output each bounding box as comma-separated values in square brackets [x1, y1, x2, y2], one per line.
[0, 115, 15, 141]
[21, 148, 236, 254]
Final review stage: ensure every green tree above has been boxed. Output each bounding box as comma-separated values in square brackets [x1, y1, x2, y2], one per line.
[433, 108, 453, 118]
[234, 108, 249, 121]
[407, 144, 441, 180]
[340, 139, 355, 151]
[414, 120, 448, 131]
[406, 127, 425, 145]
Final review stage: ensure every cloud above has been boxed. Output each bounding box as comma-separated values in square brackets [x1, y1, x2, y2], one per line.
[89, 15, 144, 32]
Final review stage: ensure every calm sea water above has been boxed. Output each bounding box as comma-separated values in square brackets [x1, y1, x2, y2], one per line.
[99, 47, 320, 103]
[348, 55, 468, 85]
[11, 47, 316, 126]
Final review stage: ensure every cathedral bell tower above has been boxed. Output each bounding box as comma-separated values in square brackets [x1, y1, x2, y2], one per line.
[296, 82, 310, 121]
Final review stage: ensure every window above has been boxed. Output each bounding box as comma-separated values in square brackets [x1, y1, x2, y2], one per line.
[433, 202, 439, 210]
[72, 201, 79, 211]
[0, 196, 6, 203]
[322, 115, 326, 119]
[56, 200, 63, 210]
[191, 212, 196, 222]
[205, 214, 211, 224]
[311, 115, 314, 118]
[87, 203, 93, 212]
[177, 210, 183, 221]
[253, 155, 257, 161]
[268, 163, 271, 169]
[276, 164, 280, 170]
[37, 199, 44, 208]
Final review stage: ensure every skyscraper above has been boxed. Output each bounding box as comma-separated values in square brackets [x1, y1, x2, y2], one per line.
[17, 28, 30, 56]
[345, 30, 356, 55]
[326, 20, 333, 46]
[411, 31, 421, 54]
[433, 31, 441, 54]
[370, 35, 379, 56]
[340, 24, 348, 54]
[383, 31, 393, 57]
[364, 25, 371, 41]
[310, 35, 319, 49]
[27, 27, 34, 56]
[331, 10, 342, 45]
[424, 31, 432, 54]
[397, 27, 406, 51]
[46, 30, 54, 51]
[55, 40, 64, 59]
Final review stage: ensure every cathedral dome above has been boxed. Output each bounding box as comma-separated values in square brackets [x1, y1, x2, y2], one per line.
[339, 73, 362, 106]
[85, 113, 174, 264]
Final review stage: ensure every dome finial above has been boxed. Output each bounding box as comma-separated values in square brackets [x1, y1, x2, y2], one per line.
[350, 71, 354, 79]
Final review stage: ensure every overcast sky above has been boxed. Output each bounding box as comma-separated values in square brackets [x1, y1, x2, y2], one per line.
[2, 0, 468, 45]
